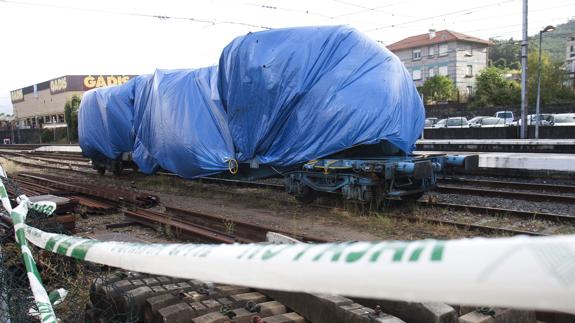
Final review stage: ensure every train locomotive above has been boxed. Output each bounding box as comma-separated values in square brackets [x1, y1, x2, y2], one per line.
[78, 26, 476, 205]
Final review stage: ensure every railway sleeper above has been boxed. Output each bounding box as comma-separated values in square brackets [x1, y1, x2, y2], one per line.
[87, 272, 411, 323]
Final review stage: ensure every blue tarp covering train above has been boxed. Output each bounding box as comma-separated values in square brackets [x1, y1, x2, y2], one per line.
[79, 25, 425, 179]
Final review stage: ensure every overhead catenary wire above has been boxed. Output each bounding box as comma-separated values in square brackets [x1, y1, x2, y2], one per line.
[0, 0, 272, 30]
[364, 0, 518, 32]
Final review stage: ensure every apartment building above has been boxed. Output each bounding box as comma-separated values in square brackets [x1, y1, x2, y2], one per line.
[387, 29, 490, 100]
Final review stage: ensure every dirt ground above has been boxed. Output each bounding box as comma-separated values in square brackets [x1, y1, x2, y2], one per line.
[3, 156, 572, 243]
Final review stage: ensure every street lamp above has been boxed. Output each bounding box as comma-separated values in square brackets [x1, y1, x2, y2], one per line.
[535, 25, 556, 139]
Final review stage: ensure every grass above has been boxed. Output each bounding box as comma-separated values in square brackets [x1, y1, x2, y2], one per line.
[0, 157, 21, 174]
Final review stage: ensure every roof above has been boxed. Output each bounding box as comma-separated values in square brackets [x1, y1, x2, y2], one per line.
[387, 30, 490, 51]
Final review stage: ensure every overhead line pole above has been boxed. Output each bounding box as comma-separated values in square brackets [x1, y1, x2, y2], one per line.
[520, 0, 528, 139]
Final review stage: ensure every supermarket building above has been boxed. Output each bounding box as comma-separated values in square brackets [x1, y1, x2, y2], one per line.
[10, 75, 135, 129]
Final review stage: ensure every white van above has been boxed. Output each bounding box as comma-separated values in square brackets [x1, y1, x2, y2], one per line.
[495, 111, 514, 124]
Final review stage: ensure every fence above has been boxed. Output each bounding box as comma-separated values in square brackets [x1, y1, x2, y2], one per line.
[0, 128, 70, 145]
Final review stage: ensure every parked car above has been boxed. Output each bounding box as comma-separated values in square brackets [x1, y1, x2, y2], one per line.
[468, 116, 486, 126]
[512, 114, 553, 126]
[551, 113, 575, 126]
[434, 117, 469, 128]
[424, 118, 438, 128]
[469, 117, 506, 128]
[433, 119, 447, 128]
[495, 111, 514, 124]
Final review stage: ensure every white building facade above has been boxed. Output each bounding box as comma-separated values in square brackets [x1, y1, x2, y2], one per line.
[387, 30, 490, 101]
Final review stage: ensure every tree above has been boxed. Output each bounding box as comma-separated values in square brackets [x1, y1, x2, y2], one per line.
[64, 95, 81, 141]
[420, 76, 454, 103]
[527, 51, 574, 105]
[472, 67, 520, 107]
[488, 38, 520, 69]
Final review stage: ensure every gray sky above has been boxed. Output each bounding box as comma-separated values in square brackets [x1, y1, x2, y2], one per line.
[1, 0, 573, 114]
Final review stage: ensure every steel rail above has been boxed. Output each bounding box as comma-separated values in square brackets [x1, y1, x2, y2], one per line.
[435, 184, 575, 204]
[418, 201, 575, 224]
[0, 155, 92, 174]
[441, 177, 575, 194]
[392, 214, 547, 236]
[165, 205, 327, 243]
[124, 208, 244, 244]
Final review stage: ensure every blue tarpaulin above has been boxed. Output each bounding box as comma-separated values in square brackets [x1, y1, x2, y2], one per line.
[218, 25, 424, 165]
[78, 78, 138, 161]
[79, 26, 424, 178]
[132, 67, 235, 177]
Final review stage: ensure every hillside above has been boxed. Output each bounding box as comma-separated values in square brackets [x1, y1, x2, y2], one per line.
[489, 18, 575, 68]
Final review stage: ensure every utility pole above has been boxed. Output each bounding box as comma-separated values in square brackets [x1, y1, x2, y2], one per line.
[520, 0, 528, 139]
[535, 25, 556, 139]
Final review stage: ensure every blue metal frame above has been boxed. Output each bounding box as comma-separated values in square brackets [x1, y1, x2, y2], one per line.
[284, 154, 477, 203]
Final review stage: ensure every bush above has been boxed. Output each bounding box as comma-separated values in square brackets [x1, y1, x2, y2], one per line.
[471, 67, 520, 107]
[64, 95, 81, 141]
[420, 76, 454, 103]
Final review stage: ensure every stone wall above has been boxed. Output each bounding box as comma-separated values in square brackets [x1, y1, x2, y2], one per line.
[422, 125, 575, 139]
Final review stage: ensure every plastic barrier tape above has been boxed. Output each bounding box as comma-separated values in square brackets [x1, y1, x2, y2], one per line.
[8, 199, 58, 323]
[0, 175, 59, 323]
[24, 224, 575, 312]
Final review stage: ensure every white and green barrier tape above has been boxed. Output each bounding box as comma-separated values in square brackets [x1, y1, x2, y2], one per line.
[23, 221, 575, 313]
[1, 177, 58, 323]
[2, 169, 575, 315]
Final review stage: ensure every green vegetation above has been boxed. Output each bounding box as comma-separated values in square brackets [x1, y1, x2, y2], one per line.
[472, 18, 575, 107]
[489, 19, 575, 67]
[64, 95, 81, 141]
[527, 51, 574, 105]
[420, 75, 454, 103]
[471, 67, 521, 107]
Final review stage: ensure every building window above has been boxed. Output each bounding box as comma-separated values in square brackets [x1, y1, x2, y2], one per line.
[439, 44, 448, 56]
[412, 69, 422, 80]
[439, 66, 448, 76]
[466, 86, 473, 96]
[428, 67, 435, 77]
[412, 48, 421, 60]
[571, 45, 574, 52]
[464, 44, 473, 56]
[428, 46, 435, 57]
[58, 114, 65, 123]
[466, 65, 473, 77]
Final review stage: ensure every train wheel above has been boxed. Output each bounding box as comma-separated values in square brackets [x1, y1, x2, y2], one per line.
[112, 167, 123, 176]
[295, 186, 316, 204]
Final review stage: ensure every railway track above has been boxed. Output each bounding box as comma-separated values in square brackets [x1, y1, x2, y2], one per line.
[9, 172, 326, 244]
[435, 184, 575, 204]
[4, 152, 575, 236]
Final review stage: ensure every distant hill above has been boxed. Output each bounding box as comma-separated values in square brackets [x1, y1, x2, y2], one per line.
[489, 18, 575, 68]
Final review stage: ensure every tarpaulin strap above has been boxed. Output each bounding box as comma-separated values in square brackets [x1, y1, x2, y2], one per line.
[226, 158, 239, 175]
[0, 178, 58, 323]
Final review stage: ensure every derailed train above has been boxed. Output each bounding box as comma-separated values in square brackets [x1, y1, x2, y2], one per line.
[79, 26, 476, 205]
